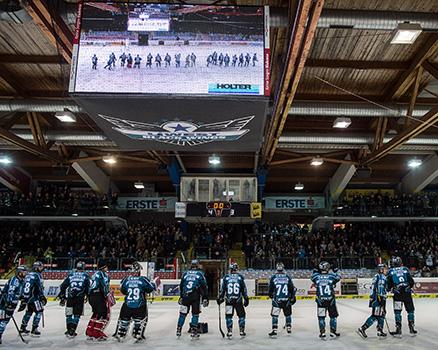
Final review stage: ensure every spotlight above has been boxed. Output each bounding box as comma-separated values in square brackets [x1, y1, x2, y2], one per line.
[55, 110, 76, 123]
[294, 182, 304, 191]
[208, 155, 221, 165]
[310, 156, 324, 166]
[134, 181, 145, 189]
[102, 155, 117, 164]
[333, 117, 351, 129]
[408, 158, 422, 168]
[0, 155, 12, 164]
[390, 23, 422, 44]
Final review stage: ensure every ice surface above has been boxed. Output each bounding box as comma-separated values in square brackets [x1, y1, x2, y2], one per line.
[73, 44, 265, 95]
[1, 299, 436, 349]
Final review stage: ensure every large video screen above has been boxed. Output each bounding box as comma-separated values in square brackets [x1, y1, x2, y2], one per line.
[69, 2, 269, 96]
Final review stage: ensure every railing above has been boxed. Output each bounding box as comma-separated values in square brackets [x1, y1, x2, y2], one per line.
[246, 256, 381, 270]
[333, 205, 438, 217]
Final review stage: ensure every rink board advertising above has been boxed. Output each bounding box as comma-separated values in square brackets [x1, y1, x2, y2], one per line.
[69, 1, 270, 96]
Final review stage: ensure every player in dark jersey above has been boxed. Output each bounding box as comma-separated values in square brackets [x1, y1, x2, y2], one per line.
[86, 260, 114, 341]
[176, 260, 208, 339]
[155, 54, 162, 67]
[224, 54, 230, 67]
[164, 53, 171, 67]
[134, 55, 142, 69]
[58, 261, 90, 338]
[119, 52, 127, 67]
[387, 256, 417, 336]
[252, 53, 258, 66]
[217, 263, 249, 338]
[0, 266, 27, 345]
[357, 263, 388, 339]
[232, 54, 238, 67]
[311, 261, 341, 339]
[175, 53, 181, 68]
[114, 262, 156, 342]
[268, 262, 296, 337]
[146, 53, 153, 68]
[91, 54, 98, 70]
[20, 261, 46, 337]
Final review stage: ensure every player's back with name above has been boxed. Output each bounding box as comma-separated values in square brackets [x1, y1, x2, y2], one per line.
[121, 275, 156, 308]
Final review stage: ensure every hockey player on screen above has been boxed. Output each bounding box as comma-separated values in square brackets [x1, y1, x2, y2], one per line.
[119, 52, 127, 67]
[224, 54, 230, 67]
[357, 263, 388, 339]
[19, 261, 46, 337]
[86, 261, 115, 341]
[245, 53, 251, 67]
[252, 53, 258, 66]
[311, 261, 341, 339]
[155, 54, 162, 68]
[206, 54, 213, 67]
[0, 266, 27, 345]
[146, 53, 153, 68]
[387, 256, 417, 336]
[218, 53, 224, 67]
[184, 54, 191, 68]
[190, 53, 197, 67]
[268, 262, 296, 338]
[104, 55, 113, 70]
[114, 262, 156, 343]
[217, 263, 249, 339]
[176, 259, 209, 339]
[175, 53, 181, 68]
[238, 53, 244, 67]
[127, 54, 133, 68]
[110, 52, 116, 68]
[91, 54, 98, 70]
[164, 53, 171, 67]
[58, 261, 90, 338]
[232, 54, 238, 67]
[134, 55, 142, 69]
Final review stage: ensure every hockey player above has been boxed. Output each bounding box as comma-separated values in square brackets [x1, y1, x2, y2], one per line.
[127, 54, 133, 68]
[110, 52, 116, 68]
[176, 259, 208, 339]
[114, 262, 156, 342]
[245, 53, 251, 67]
[155, 54, 162, 67]
[58, 261, 90, 338]
[232, 54, 238, 67]
[20, 261, 46, 337]
[238, 53, 244, 67]
[119, 52, 127, 67]
[86, 261, 114, 341]
[175, 53, 181, 68]
[218, 53, 224, 67]
[91, 54, 98, 70]
[190, 53, 196, 67]
[206, 54, 212, 67]
[224, 54, 230, 67]
[217, 263, 249, 338]
[164, 53, 171, 67]
[268, 262, 296, 337]
[104, 55, 113, 70]
[311, 261, 341, 339]
[252, 53, 258, 66]
[357, 263, 388, 339]
[146, 53, 153, 68]
[387, 256, 417, 336]
[0, 266, 27, 345]
[134, 55, 142, 69]
[184, 54, 191, 68]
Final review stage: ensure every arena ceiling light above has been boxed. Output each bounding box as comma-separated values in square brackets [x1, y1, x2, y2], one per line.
[55, 110, 76, 123]
[134, 181, 145, 189]
[408, 158, 422, 168]
[390, 23, 422, 44]
[208, 155, 221, 165]
[102, 155, 117, 164]
[0, 155, 12, 164]
[310, 156, 324, 166]
[294, 182, 304, 191]
[333, 117, 351, 129]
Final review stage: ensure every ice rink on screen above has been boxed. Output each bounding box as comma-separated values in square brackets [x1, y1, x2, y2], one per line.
[73, 43, 265, 95]
[1, 299, 437, 349]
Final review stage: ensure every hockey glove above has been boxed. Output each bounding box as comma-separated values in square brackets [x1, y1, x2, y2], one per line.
[18, 302, 27, 312]
[5, 302, 16, 313]
[40, 296, 47, 306]
[243, 297, 249, 307]
[202, 298, 209, 308]
[178, 297, 182, 305]
[59, 298, 66, 307]
[290, 295, 297, 305]
[216, 298, 224, 305]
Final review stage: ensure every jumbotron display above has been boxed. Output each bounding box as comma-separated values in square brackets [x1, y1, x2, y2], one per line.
[69, 2, 270, 96]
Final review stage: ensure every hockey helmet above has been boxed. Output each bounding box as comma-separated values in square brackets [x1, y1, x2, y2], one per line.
[190, 259, 200, 269]
[229, 262, 238, 272]
[377, 263, 387, 274]
[318, 261, 331, 273]
[390, 256, 402, 268]
[132, 261, 142, 272]
[276, 262, 285, 272]
[16, 265, 27, 277]
[76, 261, 86, 271]
[32, 261, 44, 272]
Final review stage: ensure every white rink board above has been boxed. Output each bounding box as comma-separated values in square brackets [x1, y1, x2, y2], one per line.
[1, 299, 437, 349]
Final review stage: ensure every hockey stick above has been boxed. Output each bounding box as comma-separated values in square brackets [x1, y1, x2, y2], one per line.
[384, 318, 396, 337]
[218, 304, 225, 338]
[11, 315, 28, 344]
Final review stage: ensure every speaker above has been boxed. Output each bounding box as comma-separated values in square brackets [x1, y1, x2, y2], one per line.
[138, 34, 149, 46]
[355, 167, 372, 178]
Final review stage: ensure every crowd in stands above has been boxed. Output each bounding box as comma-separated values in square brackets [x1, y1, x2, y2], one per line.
[191, 224, 233, 260]
[243, 222, 437, 276]
[0, 186, 119, 216]
[334, 192, 438, 217]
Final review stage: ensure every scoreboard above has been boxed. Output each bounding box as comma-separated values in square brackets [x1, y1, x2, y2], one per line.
[186, 202, 251, 218]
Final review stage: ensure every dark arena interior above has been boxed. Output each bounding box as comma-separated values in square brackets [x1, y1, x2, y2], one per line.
[0, 0, 437, 349]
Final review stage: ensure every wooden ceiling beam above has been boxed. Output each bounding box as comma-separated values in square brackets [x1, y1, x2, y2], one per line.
[294, 93, 438, 104]
[0, 54, 66, 64]
[422, 60, 438, 80]
[363, 106, 438, 165]
[405, 66, 423, 128]
[385, 34, 438, 101]
[306, 59, 409, 70]
[0, 64, 29, 97]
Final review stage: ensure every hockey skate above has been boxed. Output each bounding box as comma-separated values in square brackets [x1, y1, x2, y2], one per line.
[20, 326, 30, 336]
[268, 329, 277, 338]
[190, 327, 200, 339]
[330, 328, 340, 338]
[226, 328, 232, 339]
[357, 326, 367, 339]
[285, 325, 292, 334]
[377, 326, 387, 338]
[176, 326, 182, 338]
[239, 327, 246, 337]
[408, 322, 417, 335]
[319, 329, 326, 340]
[30, 327, 41, 337]
[389, 324, 402, 338]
